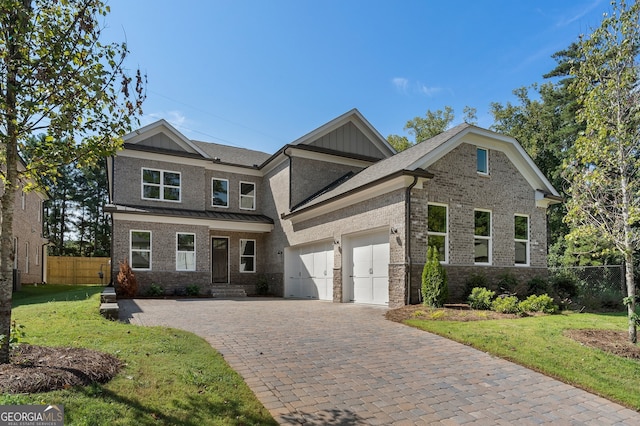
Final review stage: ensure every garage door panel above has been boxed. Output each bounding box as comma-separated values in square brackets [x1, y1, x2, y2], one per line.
[285, 242, 334, 301]
[349, 231, 389, 306]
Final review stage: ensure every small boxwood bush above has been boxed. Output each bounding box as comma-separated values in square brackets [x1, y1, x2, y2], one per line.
[146, 283, 164, 297]
[186, 284, 200, 297]
[518, 294, 558, 314]
[464, 273, 490, 296]
[468, 287, 495, 310]
[491, 295, 520, 314]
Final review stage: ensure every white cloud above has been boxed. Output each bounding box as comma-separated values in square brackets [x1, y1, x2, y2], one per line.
[555, 0, 603, 27]
[392, 77, 443, 97]
[142, 110, 189, 130]
[392, 77, 409, 92]
[417, 84, 443, 97]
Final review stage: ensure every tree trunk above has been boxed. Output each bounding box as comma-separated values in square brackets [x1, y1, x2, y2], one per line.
[624, 252, 637, 343]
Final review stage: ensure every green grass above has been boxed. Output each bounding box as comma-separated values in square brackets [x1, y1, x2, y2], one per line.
[4, 285, 277, 425]
[406, 311, 640, 410]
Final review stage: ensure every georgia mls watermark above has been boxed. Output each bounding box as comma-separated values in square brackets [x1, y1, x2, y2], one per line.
[0, 405, 63, 426]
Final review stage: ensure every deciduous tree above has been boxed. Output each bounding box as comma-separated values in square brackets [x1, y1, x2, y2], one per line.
[0, 0, 145, 362]
[565, 0, 640, 342]
[387, 106, 473, 152]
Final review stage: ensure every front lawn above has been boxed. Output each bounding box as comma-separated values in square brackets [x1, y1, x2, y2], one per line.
[3, 285, 277, 425]
[390, 306, 640, 410]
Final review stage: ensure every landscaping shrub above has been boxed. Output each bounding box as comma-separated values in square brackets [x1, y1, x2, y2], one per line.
[518, 294, 558, 314]
[491, 295, 520, 314]
[421, 246, 448, 307]
[551, 272, 579, 299]
[496, 273, 519, 294]
[468, 287, 495, 310]
[464, 273, 490, 297]
[116, 260, 137, 298]
[527, 276, 549, 296]
[186, 285, 200, 297]
[146, 283, 164, 297]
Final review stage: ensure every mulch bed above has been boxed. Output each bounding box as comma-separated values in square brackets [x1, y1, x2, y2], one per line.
[0, 345, 121, 393]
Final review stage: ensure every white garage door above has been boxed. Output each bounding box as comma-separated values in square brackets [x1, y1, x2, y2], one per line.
[285, 242, 334, 300]
[350, 232, 389, 305]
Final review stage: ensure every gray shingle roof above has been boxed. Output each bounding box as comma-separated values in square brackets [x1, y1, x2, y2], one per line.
[192, 141, 272, 167]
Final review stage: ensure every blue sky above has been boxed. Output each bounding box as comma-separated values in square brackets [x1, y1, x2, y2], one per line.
[104, 0, 608, 153]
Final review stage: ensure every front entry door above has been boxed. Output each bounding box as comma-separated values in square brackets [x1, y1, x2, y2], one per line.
[212, 237, 229, 283]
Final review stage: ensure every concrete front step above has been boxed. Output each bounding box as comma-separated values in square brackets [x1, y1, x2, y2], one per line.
[100, 302, 119, 320]
[211, 286, 247, 298]
[101, 287, 117, 303]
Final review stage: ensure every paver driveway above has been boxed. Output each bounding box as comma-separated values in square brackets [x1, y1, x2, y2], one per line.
[120, 298, 639, 425]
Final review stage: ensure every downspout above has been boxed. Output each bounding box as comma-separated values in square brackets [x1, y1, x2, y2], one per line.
[283, 148, 293, 210]
[405, 176, 419, 305]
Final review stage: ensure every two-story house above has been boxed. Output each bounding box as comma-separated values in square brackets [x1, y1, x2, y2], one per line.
[1, 158, 49, 289]
[106, 109, 561, 307]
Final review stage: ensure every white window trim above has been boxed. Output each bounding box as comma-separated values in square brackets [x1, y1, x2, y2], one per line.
[211, 177, 229, 208]
[176, 232, 196, 271]
[130, 230, 152, 271]
[35, 245, 40, 266]
[474, 209, 492, 265]
[239, 181, 256, 211]
[477, 147, 489, 176]
[427, 202, 449, 264]
[141, 168, 182, 202]
[514, 214, 530, 266]
[239, 238, 256, 273]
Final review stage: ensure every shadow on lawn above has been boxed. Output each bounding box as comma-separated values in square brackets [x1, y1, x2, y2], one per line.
[12, 285, 103, 308]
[71, 384, 278, 425]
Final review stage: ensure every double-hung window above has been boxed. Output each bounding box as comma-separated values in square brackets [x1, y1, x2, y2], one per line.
[427, 203, 448, 262]
[130, 230, 151, 270]
[176, 233, 196, 271]
[477, 147, 488, 175]
[240, 239, 256, 273]
[240, 182, 256, 210]
[474, 209, 492, 264]
[212, 178, 229, 207]
[142, 168, 181, 202]
[514, 215, 529, 265]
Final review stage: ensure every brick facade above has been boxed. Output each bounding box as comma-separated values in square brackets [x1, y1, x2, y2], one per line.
[4, 181, 48, 285]
[108, 116, 558, 305]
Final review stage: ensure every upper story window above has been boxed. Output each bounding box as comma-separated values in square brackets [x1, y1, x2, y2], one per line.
[176, 233, 196, 271]
[130, 230, 151, 270]
[142, 168, 181, 202]
[240, 181, 256, 210]
[514, 214, 530, 266]
[21, 191, 25, 210]
[477, 147, 488, 175]
[212, 178, 229, 207]
[240, 239, 256, 273]
[474, 209, 492, 265]
[427, 203, 448, 262]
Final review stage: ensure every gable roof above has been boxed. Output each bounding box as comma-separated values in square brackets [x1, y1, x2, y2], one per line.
[290, 108, 396, 159]
[286, 123, 560, 218]
[123, 119, 210, 158]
